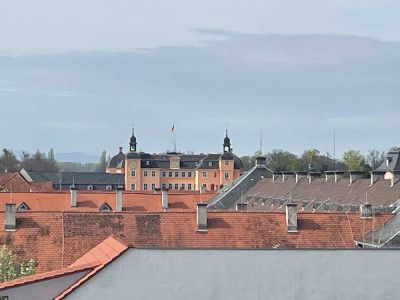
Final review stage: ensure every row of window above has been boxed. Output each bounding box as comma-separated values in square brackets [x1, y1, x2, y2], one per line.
[130, 183, 222, 191]
[130, 170, 230, 179]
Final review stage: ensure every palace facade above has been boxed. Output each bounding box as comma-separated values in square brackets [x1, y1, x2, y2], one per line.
[106, 130, 243, 192]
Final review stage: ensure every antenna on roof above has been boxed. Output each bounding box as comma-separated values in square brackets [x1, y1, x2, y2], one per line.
[333, 131, 336, 171]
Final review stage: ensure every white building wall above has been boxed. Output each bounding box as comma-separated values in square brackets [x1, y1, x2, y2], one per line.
[66, 249, 399, 300]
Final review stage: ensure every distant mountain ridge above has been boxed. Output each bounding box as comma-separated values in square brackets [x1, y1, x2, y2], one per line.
[14, 150, 99, 164]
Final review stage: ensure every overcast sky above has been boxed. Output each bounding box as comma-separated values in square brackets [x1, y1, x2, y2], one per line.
[1, 1, 399, 159]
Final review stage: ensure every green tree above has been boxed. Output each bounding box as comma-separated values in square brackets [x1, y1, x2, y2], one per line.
[0, 245, 36, 283]
[265, 149, 297, 172]
[366, 149, 385, 170]
[342, 150, 365, 171]
[97, 150, 108, 172]
[20, 149, 59, 172]
[240, 150, 263, 171]
[48, 148, 55, 163]
[0, 149, 20, 172]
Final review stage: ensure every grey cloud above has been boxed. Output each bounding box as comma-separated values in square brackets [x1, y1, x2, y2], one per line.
[0, 32, 399, 157]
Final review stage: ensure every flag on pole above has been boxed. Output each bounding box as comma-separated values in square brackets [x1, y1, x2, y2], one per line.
[171, 124, 175, 133]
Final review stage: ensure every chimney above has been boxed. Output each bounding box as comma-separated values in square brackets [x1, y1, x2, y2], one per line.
[5, 203, 16, 231]
[200, 185, 206, 194]
[196, 203, 208, 232]
[162, 188, 169, 209]
[70, 186, 78, 208]
[286, 202, 298, 233]
[236, 202, 247, 211]
[286, 202, 297, 232]
[255, 156, 267, 168]
[116, 186, 123, 212]
[119, 146, 123, 153]
[360, 204, 373, 219]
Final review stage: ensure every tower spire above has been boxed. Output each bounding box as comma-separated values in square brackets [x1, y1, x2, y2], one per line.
[129, 126, 137, 152]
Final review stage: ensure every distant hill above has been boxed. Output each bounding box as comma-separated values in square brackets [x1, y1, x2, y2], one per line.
[55, 152, 99, 163]
[14, 150, 99, 164]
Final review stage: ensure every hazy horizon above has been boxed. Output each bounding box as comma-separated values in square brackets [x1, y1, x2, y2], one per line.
[1, 1, 399, 159]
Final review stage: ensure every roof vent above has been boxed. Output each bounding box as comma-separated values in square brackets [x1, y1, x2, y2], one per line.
[255, 156, 266, 168]
[360, 204, 372, 219]
[236, 203, 247, 211]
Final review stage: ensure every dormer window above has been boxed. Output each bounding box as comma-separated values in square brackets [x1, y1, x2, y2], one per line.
[386, 157, 392, 167]
[106, 185, 113, 190]
[87, 185, 94, 191]
[146, 161, 150, 166]
[99, 202, 112, 212]
[208, 162, 212, 167]
[17, 202, 30, 211]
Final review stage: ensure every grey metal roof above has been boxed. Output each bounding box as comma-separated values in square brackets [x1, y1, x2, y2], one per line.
[28, 171, 124, 186]
[376, 149, 400, 171]
[358, 212, 400, 248]
[125, 152, 243, 170]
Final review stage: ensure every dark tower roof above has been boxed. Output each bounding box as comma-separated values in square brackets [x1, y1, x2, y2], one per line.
[223, 129, 231, 154]
[130, 129, 137, 144]
[129, 128, 137, 152]
[108, 147, 126, 168]
[224, 129, 230, 145]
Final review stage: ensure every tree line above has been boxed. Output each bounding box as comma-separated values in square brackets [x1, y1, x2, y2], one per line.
[240, 148, 394, 173]
[0, 148, 110, 173]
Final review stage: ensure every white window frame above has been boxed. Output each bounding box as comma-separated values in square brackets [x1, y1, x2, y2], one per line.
[131, 170, 136, 177]
[131, 183, 136, 190]
[202, 171, 207, 178]
[224, 172, 229, 179]
[224, 160, 230, 166]
[151, 170, 156, 177]
[143, 183, 148, 190]
[143, 170, 148, 177]
[151, 183, 156, 190]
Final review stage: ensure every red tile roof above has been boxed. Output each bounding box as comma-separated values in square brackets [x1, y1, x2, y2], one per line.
[0, 172, 52, 192]
[0, 211, 393, 274]
[0, 264, 94, 291]
[0, 191, 215, 212]
[55, 236, 128, 299]
[0, 236, 127, 296]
